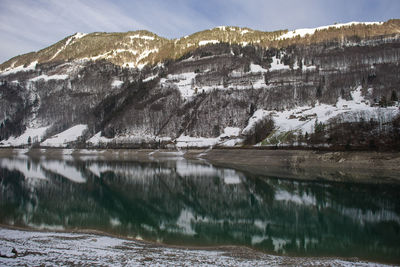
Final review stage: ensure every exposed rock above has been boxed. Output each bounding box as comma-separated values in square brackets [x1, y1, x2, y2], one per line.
[1, 21, 400, 149]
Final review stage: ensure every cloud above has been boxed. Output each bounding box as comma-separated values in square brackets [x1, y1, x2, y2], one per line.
[0, 0, 399, 63]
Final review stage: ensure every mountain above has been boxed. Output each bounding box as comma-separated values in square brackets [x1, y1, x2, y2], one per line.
[1, 19, 400, 149]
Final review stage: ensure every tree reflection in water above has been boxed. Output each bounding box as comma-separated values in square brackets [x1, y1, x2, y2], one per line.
[0, 155, 399, 263]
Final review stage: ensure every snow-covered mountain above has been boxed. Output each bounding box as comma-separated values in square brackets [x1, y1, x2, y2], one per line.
[1, 19, 400, 149]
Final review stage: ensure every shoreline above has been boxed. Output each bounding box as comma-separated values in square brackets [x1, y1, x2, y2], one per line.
[1, 147, 399, 183]
[197, 149, 400, 184]
[1, 149, 399, 265]
[0, 226, 396, 266]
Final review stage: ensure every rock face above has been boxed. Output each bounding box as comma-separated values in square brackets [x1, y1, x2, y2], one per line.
[1, 20, 400, 149]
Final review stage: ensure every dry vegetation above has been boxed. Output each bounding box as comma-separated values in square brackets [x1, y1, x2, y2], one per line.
[1, 19, 399, 71]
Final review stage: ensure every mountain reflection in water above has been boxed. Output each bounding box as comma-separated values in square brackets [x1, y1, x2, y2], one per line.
[0, 152, 399, 263]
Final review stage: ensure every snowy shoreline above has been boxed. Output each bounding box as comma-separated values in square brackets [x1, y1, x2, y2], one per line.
[0, 227, 394, 266]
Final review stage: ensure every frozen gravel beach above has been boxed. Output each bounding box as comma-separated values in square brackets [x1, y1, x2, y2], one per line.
[0, 227, 393, 266]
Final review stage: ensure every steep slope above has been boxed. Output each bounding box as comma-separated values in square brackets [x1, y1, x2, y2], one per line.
[1, 20, 399, 71]
[0, 30, 168, 71]
[1, 20, 400, 149]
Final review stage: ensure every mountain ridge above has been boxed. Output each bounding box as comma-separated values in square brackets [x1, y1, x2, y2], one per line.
[1, 19, 399, 72]
[0, 19, 399, 150]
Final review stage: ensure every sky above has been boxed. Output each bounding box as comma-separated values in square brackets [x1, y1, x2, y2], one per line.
[0, 0, 399, 63]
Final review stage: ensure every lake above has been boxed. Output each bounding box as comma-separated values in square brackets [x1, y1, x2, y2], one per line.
[0, 150, 399, 264]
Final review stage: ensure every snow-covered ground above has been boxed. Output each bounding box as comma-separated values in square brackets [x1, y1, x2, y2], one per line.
[251, 86, 399, 145]
[199, 40, 219, 46]
[111, 79, 124, 88]
[0, 61, 37, 76]
[29, 74, 69, 82]
[1, 85, 398, 149]
[0, 227, 391, 267]
[87, 131, 168, 147]
[41, 124, 88, 147]
[278, 21, 383, 40]
[130, 34, 155, 41]
[161, 72, 198, 99]
[176, 127, 242, 148]
[0, 126, 49, 147]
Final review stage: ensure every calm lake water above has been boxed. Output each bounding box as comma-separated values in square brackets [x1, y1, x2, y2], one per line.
[0, 151, 399, 263]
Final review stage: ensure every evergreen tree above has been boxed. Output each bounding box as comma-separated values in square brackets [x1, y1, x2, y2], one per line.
[391, 90, 398, 102]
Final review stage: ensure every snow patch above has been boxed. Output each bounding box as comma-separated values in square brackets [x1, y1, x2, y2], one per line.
[278, 21, 383, 40]
[137, 48, 158, 62]
[50, 33, 86, 60]
[175, 127, 242, 148]
[29, 74, 69, 82]
[250, 63, 268, 73]
[0, 61, 37, 76]
[1, 126, 49, 147]
[176, 135, 219, 148]
[111, 79, 124, 88]
[74, 32, 87, 39]
[87, 132, 112, 146]
[161, 72, 197, 99]
[199, 40, 219, 46]
[130, 34, 155, 41]
[242, 110, 270, 135]
[269, 57, 291, 71]
[220, 127, 241, 138]
[143, 74, 158, 82]
[261, 85, 399, 145]
[41, 124, 88, 147]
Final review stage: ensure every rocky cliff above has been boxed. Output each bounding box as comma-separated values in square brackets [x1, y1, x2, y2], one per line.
[1, 20, 400, 149]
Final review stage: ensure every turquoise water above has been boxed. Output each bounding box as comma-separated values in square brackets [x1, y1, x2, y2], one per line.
[0, 154, 399, 263]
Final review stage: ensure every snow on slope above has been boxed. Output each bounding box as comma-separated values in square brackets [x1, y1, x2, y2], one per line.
[111, 79, 124, 88]
[269, 57, 291, 71]
[160, 71, 232, 99]
[50, 33, 87, 60]
[199, 40, 219, 46]
[249, 63, 268, 73]
[87, 130, 171, 147]
[0, 61, 37, 76]
[242, 110, 270, 135]
[176, 127, 241, 148]
[161, 72, 197, 99]
[130, 34, 155, 41]
[0, 126, 49, 147]
[176, 135, 220, 148]
[41, 124, 88, 147]
[29, 74, 69, 82]
[278, 21, 383, 40]
[251, 86, 400, 145]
